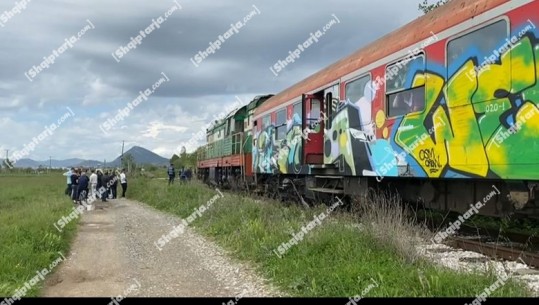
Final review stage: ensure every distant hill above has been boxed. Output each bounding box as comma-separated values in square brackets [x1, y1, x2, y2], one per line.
[10, 146, 168, 169]
[109, 146, 169, 167]
[13, 158, 101, 169]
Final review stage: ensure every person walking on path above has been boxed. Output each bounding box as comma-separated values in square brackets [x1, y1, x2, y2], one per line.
[167, 163, 175, 185]
[89, 169, 98, 199]
[120, 169, 127, 198]
[63, 168, 73, 196]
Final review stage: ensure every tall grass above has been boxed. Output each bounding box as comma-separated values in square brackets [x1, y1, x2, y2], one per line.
[129, 176, 531, 297]
[351, 189, 431, 263]
[0, 174, 78, 297]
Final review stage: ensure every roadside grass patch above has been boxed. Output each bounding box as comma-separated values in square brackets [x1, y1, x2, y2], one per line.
[129, 177, 531, 297]
[0, 174, 77, 297]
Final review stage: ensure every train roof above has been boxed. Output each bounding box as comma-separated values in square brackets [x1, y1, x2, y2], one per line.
[255, 0, 508, 116]
[247, 94, 274, 111]
[205, 95, 273, 132]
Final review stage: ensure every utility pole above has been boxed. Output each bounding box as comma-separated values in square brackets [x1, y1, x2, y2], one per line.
[49, 156, 52, 172]
[121, 140, 125, 168]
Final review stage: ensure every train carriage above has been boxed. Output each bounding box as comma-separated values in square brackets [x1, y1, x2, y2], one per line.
[250, 0, 539, 218]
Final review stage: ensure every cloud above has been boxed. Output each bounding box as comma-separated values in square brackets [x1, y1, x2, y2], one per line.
[0, 0, 422, 161]
[142, 121, 188, 139]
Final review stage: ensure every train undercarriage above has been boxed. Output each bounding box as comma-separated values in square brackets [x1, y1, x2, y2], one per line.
[197, 165, 539, 219]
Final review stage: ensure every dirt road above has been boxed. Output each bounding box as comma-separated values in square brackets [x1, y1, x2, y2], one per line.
[42, 198, 282, 297]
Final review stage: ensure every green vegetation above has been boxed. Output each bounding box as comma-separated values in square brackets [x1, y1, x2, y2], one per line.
[418, 0, 449, 14]
[0, 174, 78, 297]
[170, 150, 198, 170]
[416, 208, 539, 237]
[129, 177, 532, 297]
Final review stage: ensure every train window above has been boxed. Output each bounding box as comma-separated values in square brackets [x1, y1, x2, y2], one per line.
[310, 100, 320, 120]
[345, 75, 371, 104]
[293, 102, 302, 121]
[345, 74, 373, 128]
[447, 20, 507, 70]
[447, 19, 510, 105]
[308, 99, 322, 132]
[387, 86, 425, 117]
[262, 115, 271, 130]
[386, 55, 424, 94]
[275, 109, 287, 140]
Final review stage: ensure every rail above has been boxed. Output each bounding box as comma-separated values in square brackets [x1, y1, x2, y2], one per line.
[446, 236, 539, 268]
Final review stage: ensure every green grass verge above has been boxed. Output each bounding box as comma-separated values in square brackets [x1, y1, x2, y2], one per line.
[0, 174, 78, 297]
[128, 177, 532, 297]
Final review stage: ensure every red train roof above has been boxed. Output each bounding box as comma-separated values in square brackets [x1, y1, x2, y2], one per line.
[255, 0, 509, 116]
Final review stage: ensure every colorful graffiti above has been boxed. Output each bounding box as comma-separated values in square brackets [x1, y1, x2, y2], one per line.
[386, 26, 539, 180]
[254, 21, 539, 181]
[322, 22, 539, 180]
[323, 77, 399, 177]
[253, 113, 304, 174]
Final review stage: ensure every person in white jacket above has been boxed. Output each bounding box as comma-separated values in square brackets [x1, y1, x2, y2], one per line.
[120, 169, 127, 198]
[89, 169, 98, 199]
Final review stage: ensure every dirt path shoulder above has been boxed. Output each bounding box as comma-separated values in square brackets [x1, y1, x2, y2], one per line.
[42, 198, 282, 297]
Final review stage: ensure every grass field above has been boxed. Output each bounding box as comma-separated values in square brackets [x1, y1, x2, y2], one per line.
[0, 174, 78, 297]
[128, 176, 532, 297]
[0, 173, 532, 297]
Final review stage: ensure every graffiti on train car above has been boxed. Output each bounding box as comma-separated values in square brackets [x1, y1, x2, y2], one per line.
[325, 21, 539, 180]
[252, 21, 539, 181]
[388, 23, 539, 180]
[252, 111, 327, 174]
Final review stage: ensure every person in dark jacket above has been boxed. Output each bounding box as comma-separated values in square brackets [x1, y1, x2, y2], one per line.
[70, 168, 80, 204]
[77, 171, 89, 205]
[167, 164, 175, 185]
[111, 170, 118, 199]
[103, 171, 111, 199]
[185, 167, 192, 181]
[97, 169, 107, 202]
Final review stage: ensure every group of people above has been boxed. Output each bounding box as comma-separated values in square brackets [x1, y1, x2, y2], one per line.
[63, 167, 128, 205]
[167, 164, 193, 185]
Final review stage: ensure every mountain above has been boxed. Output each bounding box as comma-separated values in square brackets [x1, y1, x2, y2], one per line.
[109, 146, 169, 167]
[9, 146, 168, 169]
[13, 158, 101, 168]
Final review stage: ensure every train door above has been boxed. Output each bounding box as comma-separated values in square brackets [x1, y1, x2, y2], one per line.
[302, 94, 324, 164]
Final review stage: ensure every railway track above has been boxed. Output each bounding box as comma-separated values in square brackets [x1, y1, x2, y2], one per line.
[445, 235, 539, 269]
[445, 229, 539, 268]
[425, 213, 539, 268]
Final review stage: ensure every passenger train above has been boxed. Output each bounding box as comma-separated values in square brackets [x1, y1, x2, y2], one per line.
[198, 0, 539, 218]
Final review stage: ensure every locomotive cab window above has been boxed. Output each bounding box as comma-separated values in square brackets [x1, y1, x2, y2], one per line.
[385, 54, 425, 117]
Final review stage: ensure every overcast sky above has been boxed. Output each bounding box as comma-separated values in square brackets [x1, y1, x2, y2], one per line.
[0, 0, 423, 162]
